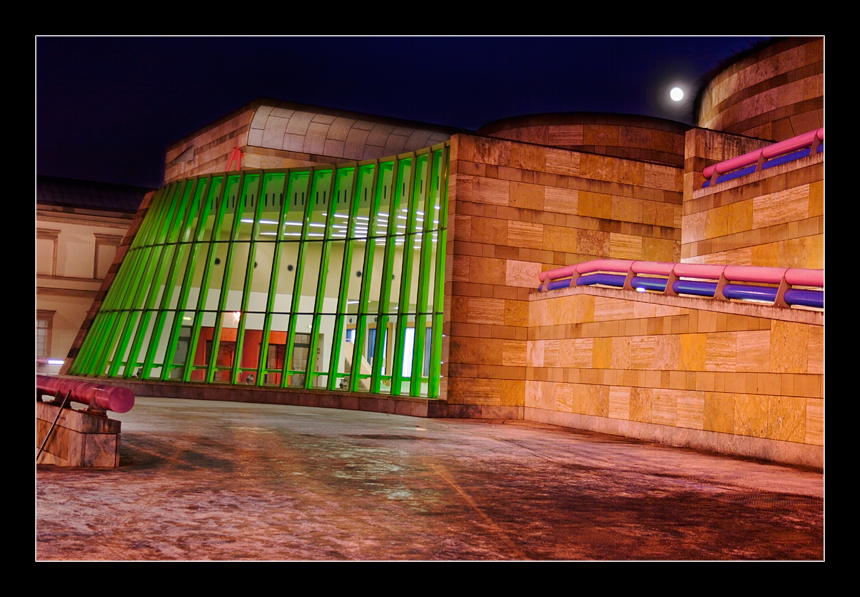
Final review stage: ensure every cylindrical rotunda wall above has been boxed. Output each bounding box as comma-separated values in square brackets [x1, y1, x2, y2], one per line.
[697, 37, 823, 141]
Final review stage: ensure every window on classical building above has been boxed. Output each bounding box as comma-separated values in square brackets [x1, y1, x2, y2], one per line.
[93, 234, 123, 279]
[37, 229, 60, 276]
[37, 310, 54, 359]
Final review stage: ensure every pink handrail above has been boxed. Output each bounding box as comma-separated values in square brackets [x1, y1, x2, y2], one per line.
[538, 258, 823, 309]
[703, 128, 823, 180]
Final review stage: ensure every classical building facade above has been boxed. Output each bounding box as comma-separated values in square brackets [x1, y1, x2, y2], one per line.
[37, 176, 151, 375]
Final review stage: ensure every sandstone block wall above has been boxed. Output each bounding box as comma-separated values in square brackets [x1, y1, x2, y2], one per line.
[443, 133, 684, 414]
[526, 286, 823, 467]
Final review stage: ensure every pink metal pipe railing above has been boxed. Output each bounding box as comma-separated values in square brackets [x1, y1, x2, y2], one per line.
[37, 375, 135, 414]
[537, 259, 823, 309]
[702, 128, 823, 181]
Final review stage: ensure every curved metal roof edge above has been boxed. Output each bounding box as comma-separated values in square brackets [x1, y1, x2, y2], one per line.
[168, 97, 472, 152]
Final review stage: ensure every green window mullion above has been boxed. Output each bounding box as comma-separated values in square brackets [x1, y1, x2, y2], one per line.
[231, 174, 263, 385]
[183, 177, 231, 382]
[391, 153, 419, 396]
[159, 246, 203, 379]
[327, 165, 361, 390]
[97, 243, 160, 376]
[147, 219, 201, 379]
[72, 311, 112, 375]
[140, 182, 180, 249]
[129, 184, 171, 250]
[159, 176, 211, 379]
[122, 240, 175, 379]
[157, 178, 201, 309]
[409, 151, 440, 396]
[370, 158, 403, 394]
[349, 161, 382, 392]
[93, 310, 132, 377]
[79, 312, 117, 375]
[134, 236, 182, 378]
[256, 173, 290, 385]
[165, 180, 196, 244]
[106, 309, 142, 378]
[304, 169, 337, 390]
[428, 144, 450, 398]
[99, 247, 142, 312]
[281, 168, 317, 387]
[205, 173, 245, 383]
[107, 242, 167, 377]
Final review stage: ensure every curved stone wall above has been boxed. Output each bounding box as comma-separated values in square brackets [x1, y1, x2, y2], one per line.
[477, 113, 688, 168]
[697, 37, 823, 141]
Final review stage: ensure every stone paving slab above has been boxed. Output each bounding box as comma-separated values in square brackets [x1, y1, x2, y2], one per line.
[36, 397, 824, 561]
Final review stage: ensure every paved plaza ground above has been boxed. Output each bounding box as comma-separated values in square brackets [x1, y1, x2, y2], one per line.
[36, 397, 824, 561]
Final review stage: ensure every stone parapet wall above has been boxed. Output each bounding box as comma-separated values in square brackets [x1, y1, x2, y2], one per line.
[682, 128, 822, 267]
[697, 37, 823, 142]
[526, 285, 823, 467]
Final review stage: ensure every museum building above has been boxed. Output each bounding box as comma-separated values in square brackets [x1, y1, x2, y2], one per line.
[60, 37, 824, 466]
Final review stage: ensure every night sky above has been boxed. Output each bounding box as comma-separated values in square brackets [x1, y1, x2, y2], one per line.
[36, 36, 774, 190]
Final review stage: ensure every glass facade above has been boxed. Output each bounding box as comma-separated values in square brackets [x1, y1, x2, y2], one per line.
[70, 143, 449, 398]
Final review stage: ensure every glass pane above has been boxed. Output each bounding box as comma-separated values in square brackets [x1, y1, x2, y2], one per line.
[236, 174, 260, 241]
[224, 242, 249, 312]
[298, 242, 322, 313]
[216, 175, 242, 242]
[262, 313, 289, 386]
[181, 178, 209, 243]
[198, 176, 224, 242]
[289, 314, 314, 387]
[204, 242, 228, 310]
[212, 311, 240, 383]
[256, 173, 286, 241]
[313, 314, 335, 389]
[247, 242, 274, 312]
[273, 242, 299, 312]
[323, 240, 345, 313]
[238, 312, 265, 385]
[166, 311, 195, 380]
[148, 311, 175, 380]
[346, 240, 365, 314]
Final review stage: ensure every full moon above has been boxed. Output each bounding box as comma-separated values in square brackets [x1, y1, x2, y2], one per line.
[670, 87, 684, 101]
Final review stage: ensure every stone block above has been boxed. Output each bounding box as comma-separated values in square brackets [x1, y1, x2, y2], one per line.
[676, 390, 705, 430]
[36, 402, 121, 468]
[609, 233, 642, 259]
[507, 220, 544, 249]
[704, 392, 735, 434]
[734, 393, 769, 438]
[767, 395, 807, 442]
[736, 330, 771, 372]
[608, 385, 631, 420]
[544, 186, 579, 214]
[770, 320, 810, 373]
[629, 387, 653, 423]
[753, 185, 810, 230]
[578, 191, 612, 219]
[505, 260, 541, 288]
[509, 181, 545, 211]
